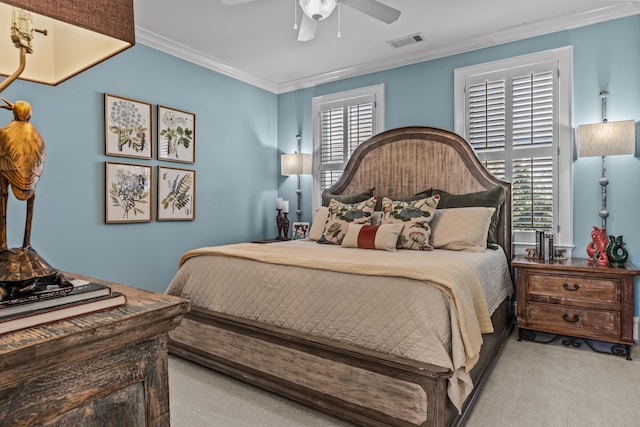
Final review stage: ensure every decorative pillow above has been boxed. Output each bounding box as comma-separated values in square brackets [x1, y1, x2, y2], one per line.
[319, 197, 377, 245]
[430, 186, 505, 247]
[341, 223, 404, 251]
[321, 187, 375, 207]
[380, 195, 440, 250]
[430, 207, 496, 252]
[308, 206, 330, 241]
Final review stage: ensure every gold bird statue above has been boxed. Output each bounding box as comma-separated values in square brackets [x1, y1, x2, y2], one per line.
[0, 98, 68, 300]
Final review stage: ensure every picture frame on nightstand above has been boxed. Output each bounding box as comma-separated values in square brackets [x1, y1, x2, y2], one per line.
[292, 222, 309, 240]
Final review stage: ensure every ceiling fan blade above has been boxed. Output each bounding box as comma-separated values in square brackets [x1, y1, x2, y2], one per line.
[221, 0, 255, 5]
[298, 14, 318, 41]
[342, 0, 401, 24]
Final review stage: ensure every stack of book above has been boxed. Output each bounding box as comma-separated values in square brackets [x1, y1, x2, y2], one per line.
[0, 278, 127, 335]
[535, 230, 554, 261]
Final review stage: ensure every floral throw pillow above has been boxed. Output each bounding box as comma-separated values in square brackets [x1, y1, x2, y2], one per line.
[319, 197, 377, 245]
[380, 195, 440, 250]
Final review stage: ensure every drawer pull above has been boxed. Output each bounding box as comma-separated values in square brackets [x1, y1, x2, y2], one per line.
[562, 283, 580, 291]
[562, 313, 579, 323]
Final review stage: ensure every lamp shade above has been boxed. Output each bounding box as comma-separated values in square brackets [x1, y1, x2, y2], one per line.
[576, 120, 636, 157]
[281, 153, 312, 175]
[299, 0, 337, 20]
[0, 0, 135, 85]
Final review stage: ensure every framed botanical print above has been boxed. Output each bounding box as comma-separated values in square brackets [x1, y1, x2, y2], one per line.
[105, 162, 152, 223]
[157, 166, 196, 221]
[157, 105, 195, 163]
[104, 94, 152, 159]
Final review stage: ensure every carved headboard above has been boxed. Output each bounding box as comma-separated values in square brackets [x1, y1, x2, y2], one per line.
[324, 126, 512, 260]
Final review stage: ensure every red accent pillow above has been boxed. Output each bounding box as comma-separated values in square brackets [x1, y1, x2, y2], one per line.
[341, 223, 404, 251]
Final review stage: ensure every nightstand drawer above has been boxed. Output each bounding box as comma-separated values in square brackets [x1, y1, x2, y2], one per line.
[526, 302, 620, 341]
[528, 273, 619, 305]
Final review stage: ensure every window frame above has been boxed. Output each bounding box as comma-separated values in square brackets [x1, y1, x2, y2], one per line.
[311, 84, 385, 211]
[454, 47, 574, 255]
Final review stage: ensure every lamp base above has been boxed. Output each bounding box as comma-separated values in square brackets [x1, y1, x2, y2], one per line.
[0, 247, 71, 300]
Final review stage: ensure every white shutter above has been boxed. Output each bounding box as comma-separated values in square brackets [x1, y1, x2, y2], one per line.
[318, 96, 374, 190]
[510, 68, 555, 231]
[468, 78, 506, 154]
[347, 103, 374, 156]
[312, 85, 385, 211]
[465, 62, 557, 232]
[512, 157, 554, 230]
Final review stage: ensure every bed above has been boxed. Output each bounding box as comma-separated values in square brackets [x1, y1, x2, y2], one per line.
[167, 126, 514, 427]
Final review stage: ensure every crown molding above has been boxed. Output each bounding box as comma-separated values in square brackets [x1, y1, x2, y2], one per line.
[137, 4, 640, 95]
[135, 27, 279, 93]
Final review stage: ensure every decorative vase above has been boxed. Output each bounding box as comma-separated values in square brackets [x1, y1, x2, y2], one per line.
[597, 251, 609, 266]
[606, 235, 629, 267]
[587, 226, 608, 262]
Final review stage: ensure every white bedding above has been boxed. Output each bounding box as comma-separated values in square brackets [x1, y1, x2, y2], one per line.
[166, 240, 513, 412]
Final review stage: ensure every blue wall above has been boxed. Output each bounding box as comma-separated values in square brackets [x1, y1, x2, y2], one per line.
[4, 15, 639, 317]
[3, 44, 278, 293]
[278, 15, 640, 315]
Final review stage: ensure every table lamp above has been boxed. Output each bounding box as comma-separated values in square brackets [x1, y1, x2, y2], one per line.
[281, 134, 312, 222]
[0, 0, 134, 300]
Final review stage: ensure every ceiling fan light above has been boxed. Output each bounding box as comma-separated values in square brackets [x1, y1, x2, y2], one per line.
[299, 0, 337, 21]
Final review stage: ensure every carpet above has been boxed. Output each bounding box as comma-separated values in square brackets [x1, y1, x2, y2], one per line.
[169, 330, 640, 426]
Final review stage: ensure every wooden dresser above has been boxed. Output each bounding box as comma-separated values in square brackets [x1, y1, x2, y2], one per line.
[0, 274, 189, 426]
[513, 255, 638, 359]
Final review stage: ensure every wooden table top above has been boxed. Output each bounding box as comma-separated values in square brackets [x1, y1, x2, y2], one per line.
[512, 255, 639, 275]
[0, 272, 190, 376]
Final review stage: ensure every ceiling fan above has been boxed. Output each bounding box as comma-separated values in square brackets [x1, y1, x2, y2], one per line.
[222, 0, 401, 42]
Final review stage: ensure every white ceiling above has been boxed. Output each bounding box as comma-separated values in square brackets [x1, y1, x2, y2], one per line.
[133, 0, 640, 94]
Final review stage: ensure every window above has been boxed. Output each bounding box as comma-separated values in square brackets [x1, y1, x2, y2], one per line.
[312, 85, 384, 209]
[454, 47, 573, 253]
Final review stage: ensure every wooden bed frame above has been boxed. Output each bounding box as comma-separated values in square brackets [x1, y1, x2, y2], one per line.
[169, 126, 514, 427]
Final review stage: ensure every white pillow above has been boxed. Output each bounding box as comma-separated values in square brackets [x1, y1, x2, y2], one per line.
[430, 207, 495, 252]
[341, 223, 404, 252]
[308, 206, 329, 241]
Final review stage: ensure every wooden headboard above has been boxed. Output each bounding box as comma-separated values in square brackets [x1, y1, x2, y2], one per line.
[325, 126, 512, 260]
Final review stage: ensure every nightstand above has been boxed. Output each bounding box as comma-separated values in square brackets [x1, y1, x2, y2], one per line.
[512, 255, 639, 359]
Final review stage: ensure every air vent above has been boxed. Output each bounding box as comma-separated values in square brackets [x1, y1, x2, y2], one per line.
[387, 33, 424, 49]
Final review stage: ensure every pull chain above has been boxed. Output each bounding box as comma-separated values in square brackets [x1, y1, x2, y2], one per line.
[293, 0, 298, 30]
[337, 1, 341, 38]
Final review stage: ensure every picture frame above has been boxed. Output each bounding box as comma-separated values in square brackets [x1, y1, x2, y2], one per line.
[157, 105, 196, 163]
[105, 162, 152, 223]
[157, 166, 196, 221]
[292, 222, 310, 240]
[104, 94, 152, 159]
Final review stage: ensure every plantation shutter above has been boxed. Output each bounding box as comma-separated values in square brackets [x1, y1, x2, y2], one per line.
[318, 95, 375, 190]
[465, 61, 557, 232]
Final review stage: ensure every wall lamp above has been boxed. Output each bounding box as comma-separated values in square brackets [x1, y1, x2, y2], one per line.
[576, 91, 635, 230]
